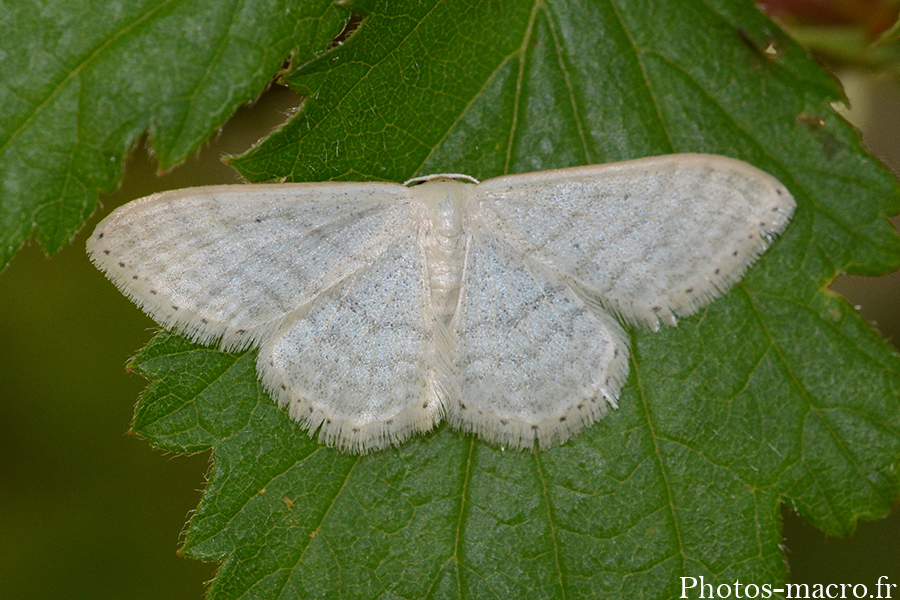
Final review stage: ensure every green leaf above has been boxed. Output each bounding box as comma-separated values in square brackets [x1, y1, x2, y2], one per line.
[876, 13, 900, 47]
[0, 0, 349, 270]
[73, 0, 900, 597]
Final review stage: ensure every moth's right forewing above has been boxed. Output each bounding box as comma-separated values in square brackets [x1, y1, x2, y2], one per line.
[476, 154, 795, 331]
[87, 182, 413, 349]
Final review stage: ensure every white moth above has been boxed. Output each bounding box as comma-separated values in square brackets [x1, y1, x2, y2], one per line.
[88, 154, 794, 453]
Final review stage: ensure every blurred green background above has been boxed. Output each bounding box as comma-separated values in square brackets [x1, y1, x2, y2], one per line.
[1, 77, 899, 598]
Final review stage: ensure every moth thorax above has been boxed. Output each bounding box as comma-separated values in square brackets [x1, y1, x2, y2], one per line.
[418, 181, 469, 323]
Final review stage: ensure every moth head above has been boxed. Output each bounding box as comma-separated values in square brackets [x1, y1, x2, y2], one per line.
[403, 173, 480, 187]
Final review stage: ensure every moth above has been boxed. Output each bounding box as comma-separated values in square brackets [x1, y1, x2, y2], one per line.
[88, 154, 794, 452]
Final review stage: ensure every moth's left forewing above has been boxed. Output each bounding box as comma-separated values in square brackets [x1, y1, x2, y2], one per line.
[476, 154, 795, 331]
[87, 182, 412, 350]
